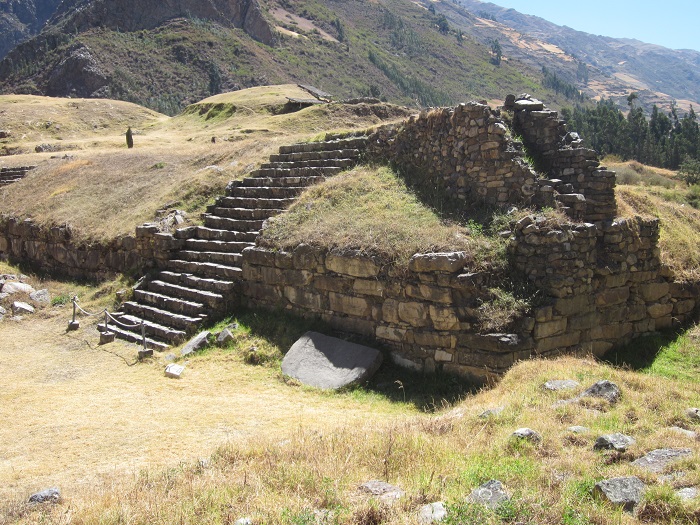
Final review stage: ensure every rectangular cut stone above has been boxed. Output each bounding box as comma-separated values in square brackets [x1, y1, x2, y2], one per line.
[313, 275, 352, 293]
[408, 252, 467, 273]
[284, 287, 322, 310]
[534, 318, 567, 339]
[414, 331, 455, 348]
[434, 349, 453, 362]
[647, 303, 673, 319]
[329, 293, 371, 317]
[536, 331, 580, 352]
[429, 305, 460, 331]
[640, 282, 670, 302]
[406, 284, 452, 304]
[376, 325, 407, 343]
[326, 253, 379, 278]
[353, 279, 384, 297]
[596, 287, 630, 306]
[590, 323, 633, 340]
[398, 301, 429, 327]
[553, 295, 590, 316]
[243, 247, 276, 266]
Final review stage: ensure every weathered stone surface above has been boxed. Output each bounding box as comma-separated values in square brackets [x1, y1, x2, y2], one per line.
[28, 487, 61, 504]
[1, 281, 35, 295]
[409, 252, 467, 273]
[359, 480, 404, 501]
[594, 433, 635, 452]
[479, 406, 505, 418]
[398, 301, 429, 327]
[328, 292, 371, 317]
[468, 479, 510, 509]
[568, 426, 589, 433]
[543, 379, 580, 391]
[12, 301, 34, 315]
[180, 331, 210, 357]
[631, 448, 692, 473]
[282, 332, 383, 390]
[29, 289, 51, 303]
[418, 501, 447, 524]
[640, 282, 670, 302]
[512, 428, 541, 443]
[216, 329, 234, 347]
[165, 363, 185, 378]
[326, 253, 379, 278]
[668, 426, 697, 439]
[234, 518, 252, 525]
[647, 303, 673, 319]
[686, 407, 700, 421]
[676, 487, 699, 501]
[580, 380, 621, 403]
[594, 477, 645, 511]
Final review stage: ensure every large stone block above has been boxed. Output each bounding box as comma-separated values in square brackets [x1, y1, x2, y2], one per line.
[284, 287, 323, 310]
[533, 318, 567, 339]
[536, 331, 580, 352]
[326, 253, 379, 278]
[406, 284, 453, 304]
[640, 282, 670, 302]
[353, 279, 384, 297]
[647, 302, 673, 319]
[429, 305, 460, 331]
[408, 252, 467, 273]
[553, 295, 590, 316]
[376, 325, 407, 343]
[414, 331, 456, 348]
[596, 287, 630, 306]
[398, 301, 430, 327]
[329, 292, 372, 318]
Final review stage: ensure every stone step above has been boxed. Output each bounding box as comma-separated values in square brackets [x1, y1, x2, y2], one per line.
[190, 226, 258, 242]
[202, 215, 265, 231]
[214, 196, 296, 210]
[270, 149, 361, 162]
[259, 159, 353, 170]
[176, 250, 243, 267]
[239, 175, 325, 188]
[110, 314, 188, 344]
[184, 238, 253, 254]
[122, 301, 204, 331]
[167, 259, 243, 280]
[158, 270, 237, 294]
[278, 137, 368, 154]
[147, 279, 225, 309]
[252, 166, 343, 178]
[134, 289, 207, 317]
[0, 179, 22, 185]
[206, 206, 283, 221]
[227, 185, 305, 199]
[98, 322, 170, 351]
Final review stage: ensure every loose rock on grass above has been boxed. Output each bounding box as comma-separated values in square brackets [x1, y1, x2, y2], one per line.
[580, 380, 621, 404]
[594, 433, 635, 452]
[594, 477, 645, 512]
[543, 379, 580, 391]
[630, 448, 692, 473]
[28, 488, 61, 504]
[512, 428, 542, 443]
[467, 479, 510, 509]
[418, 501, 447, 523]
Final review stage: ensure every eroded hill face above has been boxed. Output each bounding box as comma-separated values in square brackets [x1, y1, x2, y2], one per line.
[0, 0, 63, 59]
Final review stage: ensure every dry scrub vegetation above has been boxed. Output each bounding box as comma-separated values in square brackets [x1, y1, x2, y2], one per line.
[0, 86, 411, 241]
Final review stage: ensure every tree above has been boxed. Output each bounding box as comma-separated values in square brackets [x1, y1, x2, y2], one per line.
[679, 157, 700, 185]
[436, 14, 449, 34]
[428, 3, 436, 15]
[489, 38, 502, 65]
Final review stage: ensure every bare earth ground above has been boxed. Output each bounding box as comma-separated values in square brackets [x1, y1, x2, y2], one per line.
[0, 310, 410, 502]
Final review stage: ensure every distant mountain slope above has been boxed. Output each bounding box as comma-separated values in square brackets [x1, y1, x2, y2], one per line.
[0, 0, 63, 59]
[457, 0, 700, 112]
[0, 0, 575, 114]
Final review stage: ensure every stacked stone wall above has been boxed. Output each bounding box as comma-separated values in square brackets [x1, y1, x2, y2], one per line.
[0, 218, 182, 280]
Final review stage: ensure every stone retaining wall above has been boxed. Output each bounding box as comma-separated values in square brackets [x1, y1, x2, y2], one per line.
[0, 218, 182, 280]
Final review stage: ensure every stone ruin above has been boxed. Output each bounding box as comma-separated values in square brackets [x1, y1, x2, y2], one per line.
[0, 94, 697, 381]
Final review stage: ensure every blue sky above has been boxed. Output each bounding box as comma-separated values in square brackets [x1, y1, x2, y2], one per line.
[484, 0, 700, 52]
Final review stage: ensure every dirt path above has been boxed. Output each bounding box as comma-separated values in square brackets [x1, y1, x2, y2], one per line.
[0, 311, 409, 501]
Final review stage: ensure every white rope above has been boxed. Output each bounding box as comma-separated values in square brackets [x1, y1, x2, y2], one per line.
[105, 312, 142, 330]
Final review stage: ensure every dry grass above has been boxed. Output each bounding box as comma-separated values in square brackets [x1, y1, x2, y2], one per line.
[0, 87, 411, 241]
[617, 185, 700, 281]
[260, 166, 496, 267]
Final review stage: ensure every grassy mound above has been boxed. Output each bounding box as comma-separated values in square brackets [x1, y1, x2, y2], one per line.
[259, 166, 503, 268]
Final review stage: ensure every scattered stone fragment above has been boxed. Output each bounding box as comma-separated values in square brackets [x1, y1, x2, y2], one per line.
[659, 471, 687, 484]
[359, 480, 404, 502]
[0, 292, 8, 300]
[164, 353, 177, 363]
[216, 328, 234, 347]
[512, 428, 542, 443]
[669, 426, 698, 439]
[29, 289, 51, 303]
[478, 406, 505, 418]
[282, 332, 383, 390]
[468, 479, 510, 509]
[180, 331, 210, 357]
[418, 501, 447, 523]
[165, 363, 185, 379]
[568, 426, 589, 433]
[580, 380, 621, 404]
[594, 433, 635, 452]
[1, 281, 35, 295]
[12, 301, 34, 315]
[676, 487, 699, 501]
[234, 518, 252, 525]
[686, 408, 700, 421]
[0, 305, 5, 316]
[28, 487, 61, 504]
[543, 379, 580, 391]
[594, 477, 645, 511]
[631, 448, 692, 473]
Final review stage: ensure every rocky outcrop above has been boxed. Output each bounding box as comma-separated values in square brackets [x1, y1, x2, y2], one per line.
[0, 0, 63, 60]
[46, 43, 109, 97]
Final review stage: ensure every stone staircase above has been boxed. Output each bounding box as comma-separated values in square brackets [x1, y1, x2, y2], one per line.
[102, 135, 368, 350]
[0, 166, 36, 186]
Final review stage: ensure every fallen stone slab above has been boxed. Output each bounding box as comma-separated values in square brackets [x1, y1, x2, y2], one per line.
[677, 487, 699, 501]
[2, 281, 35, 295]
[418, 501, 447, 523]
[543, 379, 580, 391]
[594, 433, 635, 452]
[29, 289, 51, 303]
[359, 480, 404, 502]
[282, 332, 383, 390]
[28, 487, 61, 504]
[594, 477, 645, 512]
[668, 426, 698, 439]
[686, 407, 700, 421]
[512, 428, 542, 443]
[12, 301, 35, 315]
[216, 328, 234, 347]
[468, 479, 510, 509]
[580, 380, 621, 404]
[631, 448, 692, 473]
[180, 331, 210, 357]
[165, 363, 185, 379]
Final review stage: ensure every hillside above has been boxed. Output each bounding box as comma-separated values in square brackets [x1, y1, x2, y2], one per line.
[0, 0, 62, 59]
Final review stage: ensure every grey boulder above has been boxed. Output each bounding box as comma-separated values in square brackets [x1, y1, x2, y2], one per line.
[30, 289, 51, 303]
[180, 331, 210, 357]
[418, 501, 447, 523]
[282, 332, 383, 389]
[28, 487, 61, 504]
[468, 479, 510, 509]
[2, 281, 35, 295]
[594, 433, 635, 452]
[512, 428, 542, 443]
[594, 477, 645, 511]
[543, 379, 580, 391]
[686, 407, 700, 421]
[12, 301, 35, 315]
[359, 480, 404, 502]
[580, 380, 621, 403]
[631, 448, 692, 473]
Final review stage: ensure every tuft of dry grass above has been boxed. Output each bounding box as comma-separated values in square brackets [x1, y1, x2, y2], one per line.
[259, 166, 496, 268]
